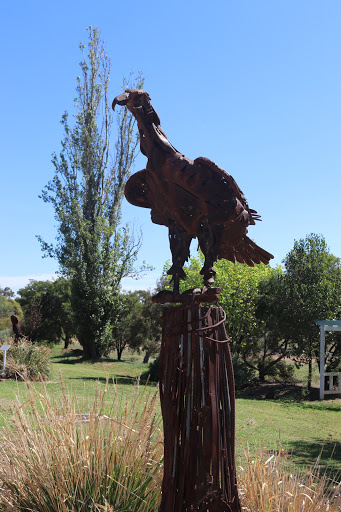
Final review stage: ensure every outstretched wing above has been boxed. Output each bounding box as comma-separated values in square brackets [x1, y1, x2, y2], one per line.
[125, 170, 152, 209]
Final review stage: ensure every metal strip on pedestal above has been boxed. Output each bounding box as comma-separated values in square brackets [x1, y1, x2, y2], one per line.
[159, 305, 241, 512]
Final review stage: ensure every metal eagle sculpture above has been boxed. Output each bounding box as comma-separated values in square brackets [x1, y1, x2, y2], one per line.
[113, 89, 273, 303]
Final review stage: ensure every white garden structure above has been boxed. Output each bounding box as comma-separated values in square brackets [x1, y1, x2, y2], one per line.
[316, 320, 341, 400]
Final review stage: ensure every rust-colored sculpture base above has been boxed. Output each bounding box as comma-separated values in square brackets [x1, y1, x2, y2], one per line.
[159, 306, 241, 512]
[152, 287, 221, 305]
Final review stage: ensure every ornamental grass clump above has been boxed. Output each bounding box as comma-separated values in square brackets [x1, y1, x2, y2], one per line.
[238, 443, 341, 511]
[0, 375, 163, 511]
[4, 340, 51, 380]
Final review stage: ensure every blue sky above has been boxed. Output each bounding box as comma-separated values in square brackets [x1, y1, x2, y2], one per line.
[1, 1, 340, 293]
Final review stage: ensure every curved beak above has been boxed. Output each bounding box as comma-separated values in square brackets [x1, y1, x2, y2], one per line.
[112, 92, 130, 111]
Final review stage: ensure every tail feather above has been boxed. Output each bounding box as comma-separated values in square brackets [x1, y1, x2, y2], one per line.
[220, 236, 274, 266]
[241, 236, 274, 265]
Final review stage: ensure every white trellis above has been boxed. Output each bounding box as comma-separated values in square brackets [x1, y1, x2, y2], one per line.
[0, 344, 11, 379]
[316, 320, 341, 400]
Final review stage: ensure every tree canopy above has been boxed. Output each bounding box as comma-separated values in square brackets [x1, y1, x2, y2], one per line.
[38, 27, 144, 358]
[162, 234, 341, 386]
[17, 278, 75, 347]
[281, 233, 341, 389]
[0, 294, 23, 331]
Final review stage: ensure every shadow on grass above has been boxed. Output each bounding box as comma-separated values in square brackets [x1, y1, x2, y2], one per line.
[52, 350, 142, 366]
[287, 439, 341, 481]
[68, 374, 156, 386]
[295, 400, 341, 412]
[235, 383, 341, 403]
[51, 349, 84, 362]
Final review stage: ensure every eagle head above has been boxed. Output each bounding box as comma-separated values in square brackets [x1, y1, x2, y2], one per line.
[112, 89, 151, 111]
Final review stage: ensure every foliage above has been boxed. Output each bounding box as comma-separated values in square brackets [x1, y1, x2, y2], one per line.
[164, 255, 282, 382]
[215, 259, 274, 355]
[110, 290, 162, 362]
[165, 254, 275, 354]
[232, 355, 256, 390]
[282, 233, 341, 390]
[146, 354, 160, 382]
[128, 290, 162, 362]
[163, 235, 341, 385]
[0, 376, 163, 511]
[240, 266, 295, 382]
[0, 329, 12, 342]
[0, 287, 15, 299]
[3, 341, 51, 380]
[0, 295, 23, 330]
[38, 27, 145, 359]
[18, 278, 75, 347]
[111, 291, 141, 360]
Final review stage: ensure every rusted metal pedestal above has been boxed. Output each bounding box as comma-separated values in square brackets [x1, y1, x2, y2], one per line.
[159, 305, 241, 512]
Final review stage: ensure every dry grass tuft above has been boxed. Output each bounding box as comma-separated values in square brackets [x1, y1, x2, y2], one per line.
[0, 373, 340, 511]
[0, 374, 163, 511]
[238, 443, 341, 511]
[1, 340, 51, 380]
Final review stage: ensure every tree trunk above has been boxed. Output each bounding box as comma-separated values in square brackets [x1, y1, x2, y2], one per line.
[63, 336, 71, 350]
[143, 350, 151, 364]
[307, 340, 313, 392]
[258, 366, 266, 383]
[307, 358, 312, 392]
[81, 336, 98, 360]
[117, 348, 123, 361]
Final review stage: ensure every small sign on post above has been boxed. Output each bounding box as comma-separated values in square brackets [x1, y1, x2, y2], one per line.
[0, 345, 11, 379]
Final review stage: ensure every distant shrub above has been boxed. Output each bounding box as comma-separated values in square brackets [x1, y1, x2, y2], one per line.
[4, 341, 51, 380]
[232, 355, 256, 390]
[0, 329, 12, 342]
[147, 355, 160, 382]
[266, 360, 296, 383]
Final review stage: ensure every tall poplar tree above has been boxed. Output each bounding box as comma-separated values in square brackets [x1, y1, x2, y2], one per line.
[38, 27, 144, 358]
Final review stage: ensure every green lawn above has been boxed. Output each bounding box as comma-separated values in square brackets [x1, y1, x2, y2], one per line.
[0, 342, 340, 481]
[235, 397, 341, 477]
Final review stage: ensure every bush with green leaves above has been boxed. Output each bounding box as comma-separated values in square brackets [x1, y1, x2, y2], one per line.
[232, 355, 256, 390]
[0, 330, 12, 342]
[4, 341, 51, 380]
[146, 354, 160, 382]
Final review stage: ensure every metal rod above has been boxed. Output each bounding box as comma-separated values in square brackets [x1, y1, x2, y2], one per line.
[319, 326, 325, 400]
[2, 350, 6, 378]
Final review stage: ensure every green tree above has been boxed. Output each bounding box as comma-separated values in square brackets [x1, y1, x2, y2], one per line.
[0, 287, 15, 299]
[128, 290, 162, 363]
[241, 266, 295, 382]
[169, 254, 274, 354]
[38, 27, 145, 359]
[17, 279, 75, 346]
[282, 233, 341, 391]
[111, 292, 141, 361]
[214, 259, 274, 355]
[0, 295, 23, 330]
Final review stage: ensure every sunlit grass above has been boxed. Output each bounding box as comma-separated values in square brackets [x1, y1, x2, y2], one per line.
[0, 341, 340, 510]
[0, 375, 340, 511]
[238, 443, 341, 511]
[0, 375, 163, 511]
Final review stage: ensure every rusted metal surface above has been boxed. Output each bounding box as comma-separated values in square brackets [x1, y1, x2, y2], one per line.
[113, 90, 273, 300]
[159, 305, 241, 512]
